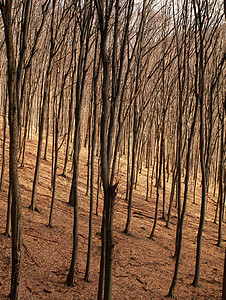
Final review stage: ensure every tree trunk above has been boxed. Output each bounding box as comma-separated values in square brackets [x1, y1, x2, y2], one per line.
[65, 170, 79, 286]
[86, 108, 92, 196]
[165, 166, 177, 228]
[66, 110, 81, 285]
[1, 3, 23, 298]
[104, 190, 116, 300]
[5, 185, 12, 238]
[126, 115, 131, 202]
[223, 249, 226, 300]
[30, 0, 56, 212]
[192, 1, 206, 286]
[96, 156, 101, 216]
[193, 148, 199, 204]
[43, 90, 50, 161]
[67, 1, 93, 283]
[162, 134, 166, 220]
[217, 101, 224, 246]
[62, 64, 76, 178]
[149, 124, 164, 239]
[0, 87, 7, 190]
[168, 77, 199, 297]
[123, 101, 137, 235]
[84, 34, 99, 281]
[146, 137, 151, 201]
[97, 212, 106, 300]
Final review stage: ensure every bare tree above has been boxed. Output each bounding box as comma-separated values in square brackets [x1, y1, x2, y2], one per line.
[0, 1, 22, 298]
[66, 0, 93, 286]
[192, 0, 224, 286]
[84, 27, 101, 282]
[30, 0, 57, 212]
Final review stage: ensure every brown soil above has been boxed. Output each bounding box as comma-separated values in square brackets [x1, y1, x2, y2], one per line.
[0, 126, 225, 299]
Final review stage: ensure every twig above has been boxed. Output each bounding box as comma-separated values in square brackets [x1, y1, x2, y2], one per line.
[24, 231, 58, 243]
[133, 211, 154, 220]
[113, 274, 130, 278]
[23, 242, 39, 266]
[136, 277, 145, 284]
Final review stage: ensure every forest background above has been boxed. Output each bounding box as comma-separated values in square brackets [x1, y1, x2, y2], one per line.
[0, 0, 225, 299]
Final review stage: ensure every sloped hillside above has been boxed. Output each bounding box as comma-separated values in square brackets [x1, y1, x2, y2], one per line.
[0, 126, 225, 299]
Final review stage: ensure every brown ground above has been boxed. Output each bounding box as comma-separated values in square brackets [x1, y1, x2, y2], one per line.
[0, 126, 225, 299]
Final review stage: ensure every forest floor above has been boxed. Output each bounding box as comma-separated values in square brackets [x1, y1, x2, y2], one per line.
[0, 125, 225, 299]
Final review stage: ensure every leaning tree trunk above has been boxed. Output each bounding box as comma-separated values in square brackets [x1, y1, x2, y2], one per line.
[1, 2, 23, 298]
[30, 0, 56, 212]
[30, 79, 49, 212]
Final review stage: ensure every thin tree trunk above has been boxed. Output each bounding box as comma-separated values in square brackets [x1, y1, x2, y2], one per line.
[19, 91, 31, 167]
[214, 194, 220, 224]
[162, 122, 166, 220]
[213, 126, 220, 197]
[62, 63, 76, 178]
[0, 88, 7, 190]
[4, 185, 12, 238]
[30, 68, 51, 211]
[123, 101, 137, 235]
[51, 99, 55, 191]
[30, 0, 56, 212]
[66, 2, 93, 284]
[48, 103, 60, 227]
[217, 108, 224, 246]
[223, 249, 226, 300]
[168, 81, 199, 297]
[49, 44, 73, 227]
[86, 108, 92, 196]
[84, 34, 99, 281]
[126, 116, 131, 202]
[192, 1, 206, 286]
[97, 212, 106, 300]
[166, 166, 177, 228]
[43, 91, 50, 161]
[162, 146, 166, 219]
[193, 149, 199, 204]
[149, 154, 156, 200]
[146, 137, 151, 201]
[65, 123, 80, 286]
[149, 127, 164, 239]
[96, 156, 101, 216]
